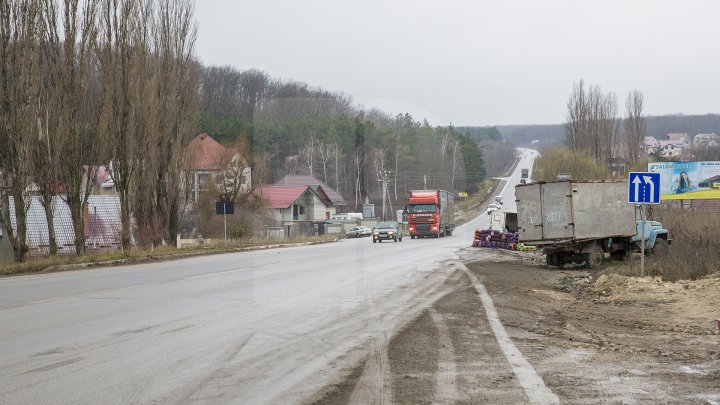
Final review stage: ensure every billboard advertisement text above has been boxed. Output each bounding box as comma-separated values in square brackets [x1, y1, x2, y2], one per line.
[648, 161, 720, 200]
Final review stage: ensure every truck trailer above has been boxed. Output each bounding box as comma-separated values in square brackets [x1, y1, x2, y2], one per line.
[406, 190, 455, 238]
[515, 180, 670, 268]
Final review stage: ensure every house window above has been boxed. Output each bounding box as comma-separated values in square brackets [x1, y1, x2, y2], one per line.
[292, 204, 305, 220]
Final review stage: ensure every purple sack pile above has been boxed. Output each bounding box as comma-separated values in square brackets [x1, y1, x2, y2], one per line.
[472, 229, 519, 250]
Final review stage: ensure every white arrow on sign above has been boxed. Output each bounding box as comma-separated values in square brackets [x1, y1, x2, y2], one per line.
[643, 175, 655, 201]
[632, 175, 643, 200]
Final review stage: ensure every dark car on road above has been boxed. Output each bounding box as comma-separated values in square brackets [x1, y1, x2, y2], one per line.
[372, 221, 403, 243]
[345, 226, 372, 238]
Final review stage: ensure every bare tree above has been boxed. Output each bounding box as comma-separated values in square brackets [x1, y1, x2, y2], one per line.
[450, 139, 460, 188]
[146, 0, 198, 246]
[624, 90, 645, 166]
[316, 141, 331, 184]
[216, 136, 252, 203]
[353, 150, 364, 209]
[565, 80, 619, 168]
[0, 0, 42, 262]
[97, 0, 151, 251]
[298, 135, 315, 176]
[40, 0, 99, 256]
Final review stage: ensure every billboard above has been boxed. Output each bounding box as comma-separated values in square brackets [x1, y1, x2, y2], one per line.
[648, 161, 720, 200]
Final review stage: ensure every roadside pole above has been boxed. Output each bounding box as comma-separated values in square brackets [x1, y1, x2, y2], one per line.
[628, 171, 660, 278]
[223, 204, 227, 247]
[640, 204, 645, 277]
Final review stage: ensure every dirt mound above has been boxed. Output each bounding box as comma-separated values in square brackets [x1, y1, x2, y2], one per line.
[592, 273, 720, 329]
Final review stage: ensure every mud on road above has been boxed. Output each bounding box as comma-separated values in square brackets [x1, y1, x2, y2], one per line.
[309, 249, 720, 404]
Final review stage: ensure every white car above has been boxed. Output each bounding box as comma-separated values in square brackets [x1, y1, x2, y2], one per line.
[487, 203, 499, 215]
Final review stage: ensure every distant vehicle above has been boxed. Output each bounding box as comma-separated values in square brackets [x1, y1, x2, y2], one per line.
[345, 226, 372, 238]
[406, 190, 455, 239]
[372, 221, 403, 243]
[487, 203, 499, 215]
[494, 195, 503, 205]
[332, 212, 363, 221]
[521, 168, 529, 179]
[519, 179, 527, 184]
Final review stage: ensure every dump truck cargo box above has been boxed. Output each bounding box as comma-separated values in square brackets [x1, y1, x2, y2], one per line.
[516, 180, 636, 243]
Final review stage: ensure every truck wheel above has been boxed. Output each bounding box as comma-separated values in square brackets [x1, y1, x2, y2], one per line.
[651, 238, 669, 258]
[586, 245, 604, 268]
[373, 239, 377, 243]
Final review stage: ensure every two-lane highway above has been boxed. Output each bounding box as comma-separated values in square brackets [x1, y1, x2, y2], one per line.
[0, 151, 537, 404]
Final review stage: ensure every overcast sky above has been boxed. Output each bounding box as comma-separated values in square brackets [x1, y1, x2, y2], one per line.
[194, 0, 720, 126]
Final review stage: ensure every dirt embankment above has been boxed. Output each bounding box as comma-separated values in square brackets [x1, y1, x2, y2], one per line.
[308, 250, 720, 404]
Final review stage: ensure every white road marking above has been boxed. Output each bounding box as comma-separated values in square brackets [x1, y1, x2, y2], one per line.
[458, 262, 559, 405]
[182, 267, 251, 280]
[30, 282, 160, 304]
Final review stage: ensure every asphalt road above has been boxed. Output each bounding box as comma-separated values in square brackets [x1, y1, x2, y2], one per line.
[0, 151, 537, 404]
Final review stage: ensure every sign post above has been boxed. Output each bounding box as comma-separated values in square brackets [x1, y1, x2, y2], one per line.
[628, 172, 661, 277]
[215, 201, 235, 247]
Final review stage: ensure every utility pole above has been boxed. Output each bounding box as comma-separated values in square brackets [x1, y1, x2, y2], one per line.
[380, 170, 391, 220]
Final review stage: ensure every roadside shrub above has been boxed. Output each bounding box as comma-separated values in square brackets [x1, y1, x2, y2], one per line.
[533, 148, 609, 181]
[231, 225, 245, 239]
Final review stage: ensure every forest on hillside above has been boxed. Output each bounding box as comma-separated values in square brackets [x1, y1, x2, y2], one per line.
[199, 67, 516, 208]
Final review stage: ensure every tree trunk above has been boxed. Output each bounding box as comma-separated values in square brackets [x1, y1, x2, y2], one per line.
[40, 193, 58, 255]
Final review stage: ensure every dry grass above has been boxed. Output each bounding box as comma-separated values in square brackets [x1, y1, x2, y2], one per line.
[621, 206, 720, 281]
[0, 235, 337, 276]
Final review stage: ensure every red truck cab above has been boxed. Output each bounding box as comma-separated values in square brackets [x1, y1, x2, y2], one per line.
[407, 190, 455, 238]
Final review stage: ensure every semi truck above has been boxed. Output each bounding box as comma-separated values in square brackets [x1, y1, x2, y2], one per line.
[515, 180, 670, 268]
[406, 190, 455, 238]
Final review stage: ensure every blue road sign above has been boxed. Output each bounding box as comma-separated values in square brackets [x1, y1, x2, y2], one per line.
[628, 172, 661, 204]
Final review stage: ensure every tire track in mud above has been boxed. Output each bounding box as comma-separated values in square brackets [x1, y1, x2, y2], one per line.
[427, 308, 458, 403]
[458, 261, 560, 404]
[309, 259, 556, 404]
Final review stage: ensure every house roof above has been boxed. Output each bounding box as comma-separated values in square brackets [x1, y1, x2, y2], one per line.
[255, 185, 322, 209]
[184, 133, 229, 170]
[274, 175, 347, 206]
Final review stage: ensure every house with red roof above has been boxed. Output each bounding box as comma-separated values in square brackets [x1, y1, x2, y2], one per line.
[183, 133, 251, 202]
[274, 175, 347, 207]
[254, 185, 335, 223]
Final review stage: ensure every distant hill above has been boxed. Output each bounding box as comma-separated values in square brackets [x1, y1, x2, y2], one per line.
[489, 113, 720, 148]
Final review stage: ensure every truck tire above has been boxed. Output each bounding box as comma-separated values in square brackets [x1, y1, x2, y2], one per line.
[586, 245, 604, 268]
[373, 239, 377, 243]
